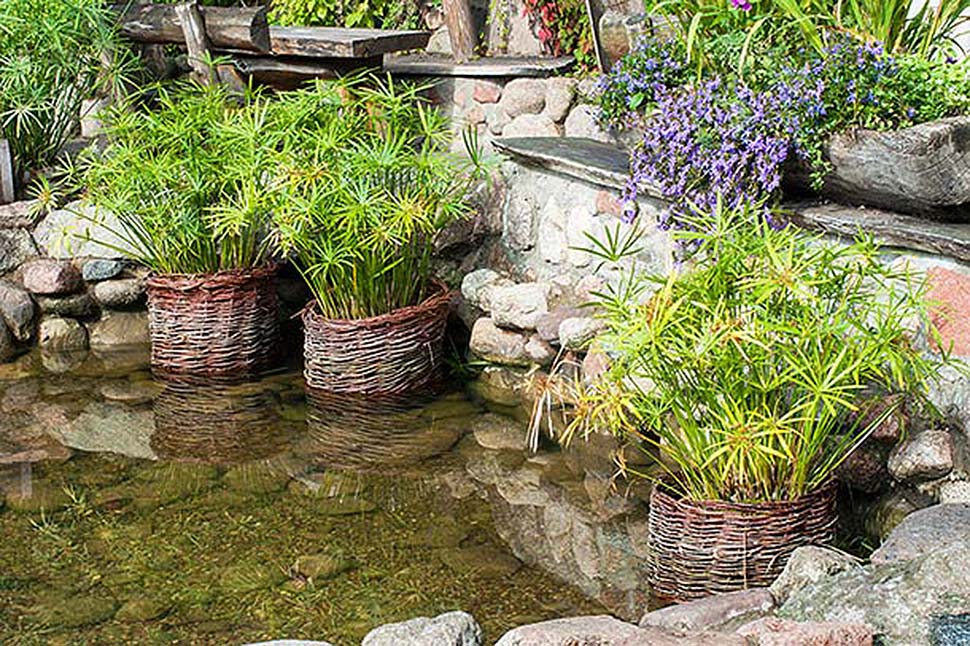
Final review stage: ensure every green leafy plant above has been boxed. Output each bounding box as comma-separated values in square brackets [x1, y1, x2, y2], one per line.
[522, 0, 596, 70]
[0, 0, 138, 188]
[553, 198, 959, 503]
[269, 0, 424, 28]
[70, 81, 278, 275]
[271, 76, 488, 320]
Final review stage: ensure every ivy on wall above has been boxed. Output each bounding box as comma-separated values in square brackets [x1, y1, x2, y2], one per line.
[521, 0, 595, 69]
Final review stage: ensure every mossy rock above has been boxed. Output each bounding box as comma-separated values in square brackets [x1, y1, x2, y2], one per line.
[290, 470, 369, 499]
[437, 546, 522, 579]
[278, 401, 307, 423]
[292, 552, 355, 581]
[218, 563, 286, 594]
[30, 594, 118, 628]
[222, 463, 289, 495]
[132, 463, 219, 505]
[116, 596, 171, 623]
[5, 482, 71, 513]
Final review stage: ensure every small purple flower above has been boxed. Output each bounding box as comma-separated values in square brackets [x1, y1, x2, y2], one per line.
[731, 0, 752, 10]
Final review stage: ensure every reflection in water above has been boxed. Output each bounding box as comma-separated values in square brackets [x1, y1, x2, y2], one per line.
[150, 374, 286, 465]
[302, 388, 473, 471]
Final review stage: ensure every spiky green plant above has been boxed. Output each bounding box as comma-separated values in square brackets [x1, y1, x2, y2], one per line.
[555, 198, 960, 503]
[0, 0, 139, 187]
[72, 81, 278, 274]
[271, 76, 487, 320]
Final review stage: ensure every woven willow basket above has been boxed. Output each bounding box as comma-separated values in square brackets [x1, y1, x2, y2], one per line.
[648, 481, 838, 603]
[146, 265, 279, 377]
[301, 282, 452, 395]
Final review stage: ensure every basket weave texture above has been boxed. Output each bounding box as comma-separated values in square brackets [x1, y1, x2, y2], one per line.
[648, 481, 837, 602]
[301, 282, 452, 394]
[146, 265, 279, 377]
[151, 374, 281, 464]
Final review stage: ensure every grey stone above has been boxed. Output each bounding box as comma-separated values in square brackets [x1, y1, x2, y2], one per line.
[46, 401, 155, 459]
[469, 317, 531, 366]
[471, 366, 532, 406]
[22, 259, 83, 295]
[640, 588, 775, 633]
[498, 79, 546, 118]
[82, 259, 124, 282]
[870, 503, 970, 565]
[99, 380, 160, 404]
[495, 616, 741, 646]
[888, 429, 954, 482]
[865, 487, 934, 541]
[39, 317, 88, 352]
[244, 642, 334, 646]
[939, 479, 970, 503]
[472, 413, 528, 451]
[362, 611, 482, 646]
[564, 105, 611, 142]
[0, 281, 35, 341]
[461, 268, 511, 312]
[425, 26, 452, 55]
[780, 539, 970, 645]
[437, 546, 521, 578]
[87, 311, 149, 347]
[0, 229, 37, 273]
[524, 334, 555, 365]
[0, 199, 41, 228]
[558, 316, 604, 350]
[735, 617, 874, 646]
[36, 293, 98, 318]
[505, 191, 538, 252]
[503, 114, 560, 138]
[490, 282, 550, 330]
[93, 278, 145, 309]
[543, 77, 577, 123]
[536, 306, 583, 343]
[483, 103, 512, 135]
[80, 97, 111, 138]
[769, 546, 861, 605]
[33, 200, 140, 260]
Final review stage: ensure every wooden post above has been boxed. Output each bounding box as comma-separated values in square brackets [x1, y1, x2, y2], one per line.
[112, 4, 272, 53]
[175, 1, 217, 85]
[442, 0, 475, 63]
[0, 139, 15, 205]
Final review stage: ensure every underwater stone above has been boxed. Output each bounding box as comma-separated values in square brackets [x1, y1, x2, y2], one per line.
[99, 379, 159, 404]
[115, 596, 171, 623]
[223, 463, 289, 495]
[87, 311, 149, 347]
[401, 516, 469, 549]
[292, 553, 354, 581]
[471, 413, 528, 452]
[39, 317, 88, 352]
[82, 259, 124, 282]
[30, 595, 118, 628]
[219, 563, 287, 593]
[48, 401, 155, 460]
[4, 480, 71, 513]
[314, 496, 377, 516]
[437, 546, 522, 579]
[362, 610, 483, 646]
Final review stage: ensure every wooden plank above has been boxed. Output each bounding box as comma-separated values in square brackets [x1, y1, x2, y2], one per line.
[113, 4, 271, 52]
[175, 1, 217, 85]
[0, 139, 15, 205]
[384, 53, 575, 77]
[234, 55, 382, 90]
[443, 0, 475, 62]
[268, 26, 430, 59]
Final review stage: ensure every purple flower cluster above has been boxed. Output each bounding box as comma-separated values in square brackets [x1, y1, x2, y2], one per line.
[625, 38, 905, 236]
[595, 36, 688, 130]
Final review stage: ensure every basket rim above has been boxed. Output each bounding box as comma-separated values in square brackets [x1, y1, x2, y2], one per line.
[146, 263, 279, 290]
[301, 279, 452, 330]
[650, 478, 837, 514]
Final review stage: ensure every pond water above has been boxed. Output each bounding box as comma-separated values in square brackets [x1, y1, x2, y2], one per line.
[0, 348, 637, 645]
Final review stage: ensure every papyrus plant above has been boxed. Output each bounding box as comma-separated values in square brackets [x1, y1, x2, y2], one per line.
[554, 199, 960, 503]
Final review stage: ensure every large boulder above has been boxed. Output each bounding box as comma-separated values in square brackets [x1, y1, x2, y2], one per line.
[33, 200, 140, 259]
[44, 401, 155, 459]
[495, 616, 745, 646]
[361, 611, 482, 646]
[870, 503, 970, 565]
[735, 617, 873, 646]
[498, 79, 546, 118]
[887, 429, 954, 482]
[469, 318, 531, 366]
[780, 539, 970, 645]
[640, 589, 775, 634]
[769, 546, 861, 605]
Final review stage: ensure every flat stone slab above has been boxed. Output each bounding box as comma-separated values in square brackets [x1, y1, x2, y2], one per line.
[269, 26, 430, 58]
[788, 202, 970, 263]
[385, 54, 575, 78]
[494, 137, 633, 190]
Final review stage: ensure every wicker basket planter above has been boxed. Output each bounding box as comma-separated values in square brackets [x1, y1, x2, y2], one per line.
[301, 282, 452, 395]
[146, 265, 279, 377]
[648, 481, 838, 603]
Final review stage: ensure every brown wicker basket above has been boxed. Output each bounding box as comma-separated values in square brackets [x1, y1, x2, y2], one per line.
[301, 282, 452, 394]
[146, 265, 279, 377]
[150, 374, 283, 464]
[648, 481, 838, 603]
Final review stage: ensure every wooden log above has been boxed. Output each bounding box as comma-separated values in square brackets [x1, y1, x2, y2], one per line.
[442, 0, 475, 62]
[786, 116, 970, 221]
[175, 1, 217, 85]
[113, 4, 271, 52]
[0, 139, 15, 205]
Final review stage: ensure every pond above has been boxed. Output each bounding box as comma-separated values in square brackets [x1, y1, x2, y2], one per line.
[0, 348, 648, 645]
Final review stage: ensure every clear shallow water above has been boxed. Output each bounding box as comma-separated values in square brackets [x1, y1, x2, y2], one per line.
[0, 348, 608, 645]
